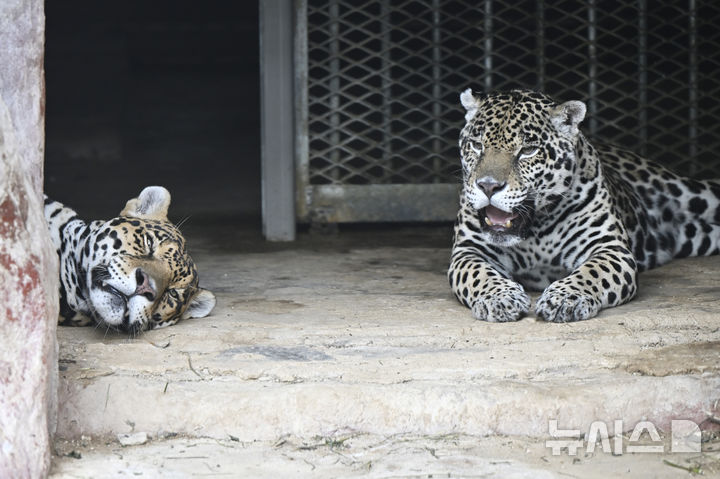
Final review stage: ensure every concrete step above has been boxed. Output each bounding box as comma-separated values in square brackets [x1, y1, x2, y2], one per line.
[56, 247, 720, 446]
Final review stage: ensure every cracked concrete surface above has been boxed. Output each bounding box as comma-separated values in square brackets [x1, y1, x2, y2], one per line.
[51, 432, 720, 478]
[51, 224, 720, 477]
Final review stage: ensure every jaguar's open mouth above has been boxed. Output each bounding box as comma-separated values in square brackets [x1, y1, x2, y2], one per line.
[479, 203, 532, 238]
[483, 205, 518, 230]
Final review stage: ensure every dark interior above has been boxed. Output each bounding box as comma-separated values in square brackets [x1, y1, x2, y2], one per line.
[44, 1, 260, 225]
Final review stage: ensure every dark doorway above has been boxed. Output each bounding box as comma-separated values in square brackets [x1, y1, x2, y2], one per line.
[44, 1, 260, 224]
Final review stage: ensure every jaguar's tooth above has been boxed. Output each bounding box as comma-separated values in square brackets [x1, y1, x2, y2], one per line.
[485, 217, 492, 226]
[504, 220, 512, 228]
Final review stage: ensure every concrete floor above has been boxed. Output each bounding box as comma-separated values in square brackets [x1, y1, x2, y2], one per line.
[50, 224, 720, 477]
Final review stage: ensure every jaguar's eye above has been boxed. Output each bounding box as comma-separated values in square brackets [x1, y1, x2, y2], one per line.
[145, 235, 155, 254]
[167, 289, 179, 299]
[468, 141, 483, 155]
[519, 146, 539, 158]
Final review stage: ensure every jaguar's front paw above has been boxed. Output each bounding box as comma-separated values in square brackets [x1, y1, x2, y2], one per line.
[471, 281, 530, 322]
[535, 284, 600, 323]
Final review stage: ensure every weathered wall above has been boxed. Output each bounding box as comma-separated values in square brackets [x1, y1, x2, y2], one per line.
[0, 0, 58, 477]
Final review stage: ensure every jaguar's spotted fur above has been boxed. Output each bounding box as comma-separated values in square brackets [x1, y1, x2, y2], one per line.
[45, 186, 215, 333]
[449, 89, 720, 322]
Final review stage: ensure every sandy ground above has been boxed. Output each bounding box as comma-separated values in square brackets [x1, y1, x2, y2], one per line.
[50, 224, 720, 477]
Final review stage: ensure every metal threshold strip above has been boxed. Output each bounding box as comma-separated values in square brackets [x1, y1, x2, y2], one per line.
[305, 183, 460, 223]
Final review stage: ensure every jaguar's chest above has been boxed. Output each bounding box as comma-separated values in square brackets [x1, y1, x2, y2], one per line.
[507, 235, 571, 290]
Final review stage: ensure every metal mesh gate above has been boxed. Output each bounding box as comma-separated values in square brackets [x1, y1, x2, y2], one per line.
[295, 0, 720, 223]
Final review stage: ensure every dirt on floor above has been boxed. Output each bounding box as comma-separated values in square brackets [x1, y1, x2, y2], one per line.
[50, 224, 720, 477]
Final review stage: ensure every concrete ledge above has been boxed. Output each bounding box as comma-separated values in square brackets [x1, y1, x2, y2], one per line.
[55, 241, 720, 444]
[57, 372, 719, 441]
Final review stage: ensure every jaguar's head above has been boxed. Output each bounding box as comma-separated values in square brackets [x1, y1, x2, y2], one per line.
[81, 186, 215, 333]
[458, 88, 588, 247]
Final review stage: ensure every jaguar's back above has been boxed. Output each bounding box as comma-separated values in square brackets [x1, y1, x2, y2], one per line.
[599, 143, 720, 271]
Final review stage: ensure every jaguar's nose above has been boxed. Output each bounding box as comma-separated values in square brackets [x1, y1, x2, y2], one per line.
[134, 268, 156, 301]
[476, 177, 506, 197]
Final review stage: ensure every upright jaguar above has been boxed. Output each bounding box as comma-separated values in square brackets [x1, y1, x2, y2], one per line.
[449, 88, 720, 322]
[45, 186, 216, 333]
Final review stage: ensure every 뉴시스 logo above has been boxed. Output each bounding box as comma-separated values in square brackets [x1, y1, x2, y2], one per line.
[546, 419, 701, 455]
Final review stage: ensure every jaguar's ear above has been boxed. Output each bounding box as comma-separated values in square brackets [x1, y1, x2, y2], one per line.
[182, 289, 216, 319]
[120, 186, 171, 221]
[460, 88, 481, 122]
[550, 100, 586, 138]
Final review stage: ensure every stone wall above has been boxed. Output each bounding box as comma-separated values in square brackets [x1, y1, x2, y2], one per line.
[0, 0, 58, 477]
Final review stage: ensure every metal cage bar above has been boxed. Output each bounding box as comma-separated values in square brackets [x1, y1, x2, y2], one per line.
[638, 0, 648, 157]
[688, 0, 698, 175]
[260, 0, 296, 240]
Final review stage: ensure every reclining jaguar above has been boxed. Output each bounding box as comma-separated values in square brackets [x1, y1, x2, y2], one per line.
[45, 186, 216, 333]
